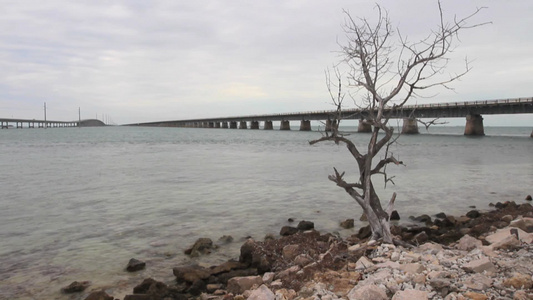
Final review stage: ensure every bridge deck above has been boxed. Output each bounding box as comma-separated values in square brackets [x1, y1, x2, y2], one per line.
[132, 97, 532, 126]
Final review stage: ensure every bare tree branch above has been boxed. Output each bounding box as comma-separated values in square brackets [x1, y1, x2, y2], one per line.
[313, 1, 486, 244]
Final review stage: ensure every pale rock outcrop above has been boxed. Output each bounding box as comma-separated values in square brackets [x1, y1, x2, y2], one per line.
[347, 284, 388, 300]
[227, 276, 263, 295]
[247, 284, 275, 300]
[392, 289, 429, 300]
[455, 234, 482, 251]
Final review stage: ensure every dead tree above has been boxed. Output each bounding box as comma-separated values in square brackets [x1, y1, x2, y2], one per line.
[310, 2, 487, 244]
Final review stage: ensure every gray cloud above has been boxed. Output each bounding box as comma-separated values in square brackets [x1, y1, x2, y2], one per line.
[0, 0, 531, 125]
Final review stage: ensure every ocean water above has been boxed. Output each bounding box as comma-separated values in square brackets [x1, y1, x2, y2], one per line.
[0, 125, 532, 299]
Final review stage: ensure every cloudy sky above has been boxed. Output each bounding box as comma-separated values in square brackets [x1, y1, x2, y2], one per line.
[1, 0, 531, 126]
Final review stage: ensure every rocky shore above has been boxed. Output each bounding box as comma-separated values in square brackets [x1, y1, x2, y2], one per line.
[70, 199, 533, 300]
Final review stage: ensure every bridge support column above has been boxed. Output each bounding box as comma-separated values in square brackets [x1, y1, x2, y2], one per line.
[401, 118, 419, 134]
[280, 120, 291, 130]
[208, 122, 214, 128]
[221, 122, 228, 128]
[230, 121, 237, 129]
[530, 129, 533, 138]
[357, 119, 372, 133]
[214, 122, 220, 128]
[464, 114, 485, 136]
[250, 121, 259, 129]
[264, 120, 273, 130]
[325, 119, 337, 132]
[299, 120, 311, 131]
[239, 121, 247, 129]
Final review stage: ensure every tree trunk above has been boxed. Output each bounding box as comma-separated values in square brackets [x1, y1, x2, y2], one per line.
[364, 182, 393, 243]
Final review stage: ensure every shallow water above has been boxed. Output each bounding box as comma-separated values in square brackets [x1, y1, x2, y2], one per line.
[0, 126, 532, 299]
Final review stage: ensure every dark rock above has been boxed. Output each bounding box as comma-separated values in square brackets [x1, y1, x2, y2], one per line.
[133, 278, 164, 294]
[414, 214, 432, 223]
[62, 281, 90, 293]
[264, 233, 276, 241]
[526, 195, 532, 201]
[217, 235, 234, 244]
[434, 218, 454, 228]
[173, 264, 211, 283]
[495, 202, 505, 209]
[357, 225, 372, 239]
[84, 291, 114, 300]
[360, 213, 368, 221]
[129, 278, 186, 300]
[297, 220, 314, 231]
[466, 210, 481, 218]
[469, 223, 491, 237]
[469, 205, 476, 209]
[126, 258, 146, 272]
[340, 219, 355, 229]
[435, 212, 447, 219]
[288, 218, 295, 222]
[210, 260, 247, 275]
[184, 238, 215, 257]
[390, 225, 403, 236]
[412, 231, 429, 244]
[215, 268, 259, 284]
[239, 239, 272, 273]
[124, 295, 151, 300]
[390, 210, 400, 220]
[187, 279, 206, 296]
[280, 226, 299, 236]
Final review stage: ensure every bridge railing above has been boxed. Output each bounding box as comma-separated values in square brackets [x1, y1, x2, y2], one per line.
[154, 97, 532, 124]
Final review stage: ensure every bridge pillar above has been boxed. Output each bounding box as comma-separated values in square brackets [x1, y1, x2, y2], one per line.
[530, 129, 533, 138]
[299, 120, 311, 131]
[239, 121, 247, 129]
[401, 117, 419, 134]
[221, 122, 228, 128]
[325, 119, 338, 132]
[464, 114, 485, 136]
[264, 120, 273, 130]
[280, 120, 291, 130]
[250, 121, 259, 129]
[208, 122, 214, 128]
[230, 121, 237, 129]
[357, 119, 372, 133]
[214, 122, 220, 128]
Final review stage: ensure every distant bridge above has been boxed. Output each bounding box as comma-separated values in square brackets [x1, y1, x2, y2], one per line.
[0, 118, 105, 129]
[129, 97, 533, 136]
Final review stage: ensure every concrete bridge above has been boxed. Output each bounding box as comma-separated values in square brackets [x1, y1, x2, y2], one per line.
[0, 118, 105, 129]
[129, 97, 533, 136]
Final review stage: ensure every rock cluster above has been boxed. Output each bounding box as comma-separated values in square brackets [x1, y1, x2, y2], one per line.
[74, 202, 532, 300]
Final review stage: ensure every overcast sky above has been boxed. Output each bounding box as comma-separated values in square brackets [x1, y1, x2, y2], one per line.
[1, 0, 531, 126]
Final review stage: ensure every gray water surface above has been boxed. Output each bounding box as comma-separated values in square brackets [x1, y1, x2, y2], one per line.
[1, 126, 531, 299]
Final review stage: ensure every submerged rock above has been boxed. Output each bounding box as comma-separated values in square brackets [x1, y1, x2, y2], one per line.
[126, 258, 146, 272]
[340, 219, 355, 229]
[61, 281, 90, 293]
[84, 291, 113, 300]
[390, 210, 400, 220]
[297, 220, 314, 231]
[280, 226, 298, 236]
[184, 237, 215, 256]
[127, 278, 186, 300]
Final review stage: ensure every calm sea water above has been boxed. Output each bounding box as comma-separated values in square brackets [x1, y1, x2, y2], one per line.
[1, 125, 532, 299]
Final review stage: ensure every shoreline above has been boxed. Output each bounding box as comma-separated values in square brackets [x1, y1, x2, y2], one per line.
[64, 198, 532, 300]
